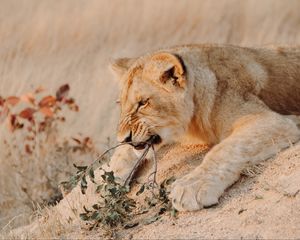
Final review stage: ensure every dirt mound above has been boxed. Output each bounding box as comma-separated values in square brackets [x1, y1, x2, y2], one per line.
[6, 142, 300, 239]
[129, 144, 300, 239]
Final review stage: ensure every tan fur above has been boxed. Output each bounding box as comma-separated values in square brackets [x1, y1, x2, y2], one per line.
[110, 44, 300, 211]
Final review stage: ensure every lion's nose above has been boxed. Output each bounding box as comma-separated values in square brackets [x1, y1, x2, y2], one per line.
[122, 131, 132, 143]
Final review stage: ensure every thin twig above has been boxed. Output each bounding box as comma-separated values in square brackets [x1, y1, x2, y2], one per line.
[94, 141, 148, 165]
[124, 144, 151, 186]
[87, 141, 134, 172]
[70, 141, 149, 186]
[96, 142, 128, 163]
[60, 142, 131, 191]
[147, 145, 158, 188]
[72, 137, 159, 190]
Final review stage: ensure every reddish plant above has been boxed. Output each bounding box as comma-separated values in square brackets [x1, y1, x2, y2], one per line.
[0, 84, 96, 208]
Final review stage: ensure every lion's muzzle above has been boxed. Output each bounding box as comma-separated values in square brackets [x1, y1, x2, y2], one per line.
[121, 133, 162, 150]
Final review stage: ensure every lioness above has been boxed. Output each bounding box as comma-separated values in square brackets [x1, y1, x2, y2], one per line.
[109, 44, 300, 211]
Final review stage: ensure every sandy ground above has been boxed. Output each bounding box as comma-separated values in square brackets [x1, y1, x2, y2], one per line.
[80, 142, 300, 239]
[127, 144, 300, 239]
[7, 142, 300, 239]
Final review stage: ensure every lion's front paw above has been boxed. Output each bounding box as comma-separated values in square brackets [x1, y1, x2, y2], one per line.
[170, 174, 220, 211]
[108, 145, 138, 184]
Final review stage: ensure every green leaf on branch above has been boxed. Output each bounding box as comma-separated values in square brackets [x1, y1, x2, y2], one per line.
[73, 163, 87, 172]
[136, 184, 145, 196]
[81, 175, 88, 194]
[80, 213, 89, 221]
[88, 168, 95, 183]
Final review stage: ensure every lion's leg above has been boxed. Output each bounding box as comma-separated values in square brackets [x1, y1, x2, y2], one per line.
[170, 111, 300, 211]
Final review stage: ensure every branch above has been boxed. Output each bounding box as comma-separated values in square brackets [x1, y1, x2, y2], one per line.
[124, 144, 151, 186]
[147, 145, 158, 188]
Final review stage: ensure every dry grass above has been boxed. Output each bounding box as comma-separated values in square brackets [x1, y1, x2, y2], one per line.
[1, 0, 300, 237]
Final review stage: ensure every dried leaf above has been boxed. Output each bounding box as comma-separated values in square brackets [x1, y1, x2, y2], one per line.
[65, 98, 74, 104]
[39, 121, 47, 132]
[25, 144, 33, 154]
[34, 86, 45, 94]
[6, 96, 20, 106]
[70, 104, 79, 112]
[0, 106, 9, 123]
[38, 95, 56, 107]
[8, 114, 17, 132]
[19, 108, 36, 120]
[39, 107, 54, 118]
[83, 137, 91, 145]
[56, 84, 70, 101]
[0, 96, 4, 106]
[26, 136, 34, 141]
[20, 93, 35, 105]
[71, 137, 81, 144]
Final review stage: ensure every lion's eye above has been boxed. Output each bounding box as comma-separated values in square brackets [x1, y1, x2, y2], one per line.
[137, 98, 149, 109]
[138, 100, 146, 107]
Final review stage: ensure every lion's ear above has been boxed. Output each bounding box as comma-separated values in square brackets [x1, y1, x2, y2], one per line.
[109, 57, 136, 79]
[145, 52, 186, 89]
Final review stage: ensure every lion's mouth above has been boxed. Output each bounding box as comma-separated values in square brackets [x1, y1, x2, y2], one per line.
[132, 135, 162, 150]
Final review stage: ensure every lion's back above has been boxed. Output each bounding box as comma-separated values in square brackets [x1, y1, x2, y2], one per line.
[174, 44, 300, 116]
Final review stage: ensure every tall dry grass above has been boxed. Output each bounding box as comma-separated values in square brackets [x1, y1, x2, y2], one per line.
[1, 0, 300, 233]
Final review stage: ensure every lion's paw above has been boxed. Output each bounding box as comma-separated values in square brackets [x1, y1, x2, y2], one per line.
[170, 174, 219, 211]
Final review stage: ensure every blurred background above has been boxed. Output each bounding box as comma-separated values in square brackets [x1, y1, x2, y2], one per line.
[0, 0, 300, 231]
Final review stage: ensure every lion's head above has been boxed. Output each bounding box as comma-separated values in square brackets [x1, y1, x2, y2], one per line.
[111, 52, 194, 150]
